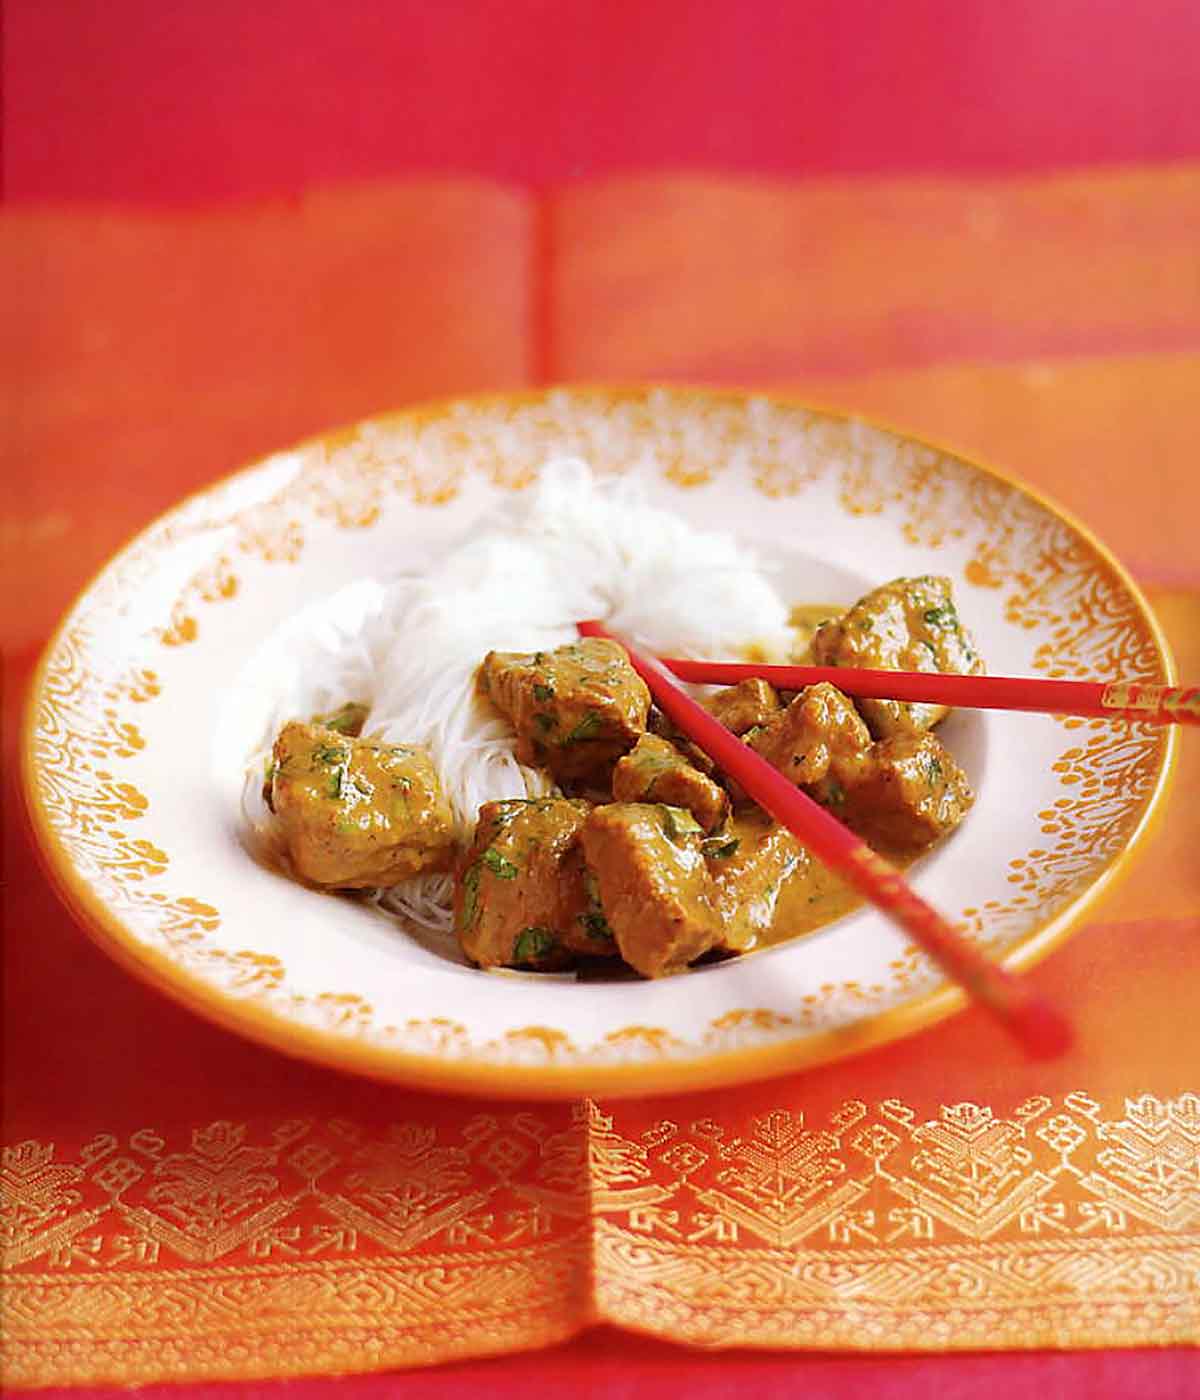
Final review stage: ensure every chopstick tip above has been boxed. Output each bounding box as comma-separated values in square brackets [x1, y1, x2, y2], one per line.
[1012, 999, 1074, 1060]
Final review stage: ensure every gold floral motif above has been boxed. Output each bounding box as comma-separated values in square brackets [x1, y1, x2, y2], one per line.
[89, 832, 170, 882]
[591, 1091, 1200, 1349]
[239, 518, 305, 563]
[3, 1093, 1198, 1384]
[159, 612, 199, 646]
[85, 711, 145, 760]
[148, 894, 221, 941]
[601, 1025, 688, 1057]
[70, 772, 149, 830]
[199, 948, 285, 992]
[288, 992, 374, 1033]
[157, 555, 240, 645]
[991, 723, 1161, 923]
[1, 1142, 105, 1268]
[103, 666, 161, 705]
[1080, 1093, 1200, 1232]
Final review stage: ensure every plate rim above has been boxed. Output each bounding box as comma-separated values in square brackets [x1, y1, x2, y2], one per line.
[20, 383, 1181, 1099]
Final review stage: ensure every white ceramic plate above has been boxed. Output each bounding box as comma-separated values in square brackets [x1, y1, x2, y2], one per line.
[23, 387, 1176, 1097]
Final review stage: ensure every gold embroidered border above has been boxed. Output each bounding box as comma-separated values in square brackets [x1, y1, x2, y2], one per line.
[2, 1257, 590, 1388]
[3, 1093, 1198, 1386]
[596, 1228, 1200, 1350]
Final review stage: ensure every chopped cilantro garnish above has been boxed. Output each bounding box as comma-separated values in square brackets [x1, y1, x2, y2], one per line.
[262, 761, 278, 812]
[318, 701, 368, 736]
[513, 927, 556, 963]
[659, 805, 703, 842]
[635, 753, 677, 797]
[533, 682, 555, 702]
[459, 864, 481, 929]
[579, 911, 614, 942]
[922, 606, 957, 628]
[534, 713, 555, 734]
[703, 836, 740, 860]
[635, 749, 677, 775]
[583, 868, 604, 907]
[566, 711, 603, 742]
[482, 847, 519, 879]
[490, 799, 543, 829]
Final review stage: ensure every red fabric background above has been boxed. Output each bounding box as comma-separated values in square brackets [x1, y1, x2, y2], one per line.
[24, 1335, 1200, 1400]
[7, 0, 1200, 203]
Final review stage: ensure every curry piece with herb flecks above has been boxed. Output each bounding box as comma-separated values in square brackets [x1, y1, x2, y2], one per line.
[480, 637, 651, 783]
[310, 700, 370, 737]
[705, 677, 783, 736]
[743, 681, 973, 852]
[580, 802, 721, 978]
[455, 797, 614, 970]
[268, 721, 455, 888]
[612, 733, 730, 833]
[746, 681, 874, 789]
[813, 731, 974, 853]
[810, 575, 984, 737]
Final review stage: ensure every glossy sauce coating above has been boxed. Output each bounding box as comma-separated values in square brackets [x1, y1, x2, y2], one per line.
[269, 722, 455, 888]
[455, 797, 610, 969]
[613, 733, 729, 832]
[811, 575, 984, 737]
[480, 637, 651, 782]
[709, 809, 861, 953]
[581, 803, 720, 978]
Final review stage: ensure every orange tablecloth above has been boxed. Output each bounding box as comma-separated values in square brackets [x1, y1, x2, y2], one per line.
[3, 167, 1199, 1387]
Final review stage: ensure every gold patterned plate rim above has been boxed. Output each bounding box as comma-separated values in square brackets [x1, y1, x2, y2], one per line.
[20, 385, 1178, 1098]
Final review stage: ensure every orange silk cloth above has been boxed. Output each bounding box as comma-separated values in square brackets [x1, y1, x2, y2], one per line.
[3, 167, 1199, 1387]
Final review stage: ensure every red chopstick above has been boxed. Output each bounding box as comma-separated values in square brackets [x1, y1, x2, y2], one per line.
[579, 620, 1073, 1059]
[659, 658, 1197, 725]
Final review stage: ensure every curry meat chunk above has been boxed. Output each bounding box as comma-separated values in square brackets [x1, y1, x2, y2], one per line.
[480, 638, 651, 783]
[747, 682, 874, 788]
[269, 722, 454, 888]
[811, 575, 984, 738]
[310, 700, 370, 736]
[744, 683, 972, 851]
[454, 798, 615, 970]
[815, 732, 974, 853]
[705, 678, 782, 736]
[706, 809, 808, 953]
[647, 709, 717, 776]
[612, 733, 729, 833]
[581, 803, 721, 978]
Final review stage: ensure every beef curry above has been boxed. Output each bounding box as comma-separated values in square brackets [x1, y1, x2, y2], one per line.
[263, 576, 981, 978]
